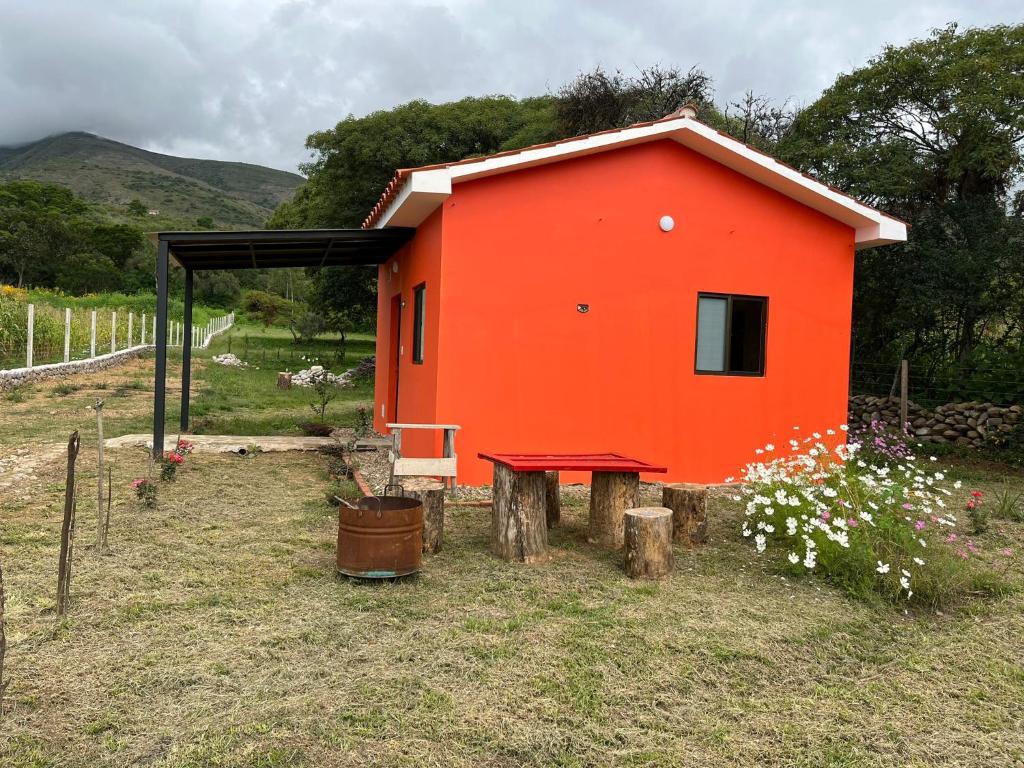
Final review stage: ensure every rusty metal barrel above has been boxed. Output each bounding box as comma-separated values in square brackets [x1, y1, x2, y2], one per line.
[337, 495, 423, 578]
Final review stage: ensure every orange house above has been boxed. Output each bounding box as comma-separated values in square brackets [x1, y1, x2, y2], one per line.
[364, 107, 906, 486]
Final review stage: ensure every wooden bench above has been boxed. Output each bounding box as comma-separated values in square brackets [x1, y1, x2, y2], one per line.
[478, 452, 668, 562]
[387, 423, 460, 490]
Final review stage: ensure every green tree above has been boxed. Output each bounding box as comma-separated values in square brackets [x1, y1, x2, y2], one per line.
[781, 23, 1024, 371]
[127, 199, 147, 217]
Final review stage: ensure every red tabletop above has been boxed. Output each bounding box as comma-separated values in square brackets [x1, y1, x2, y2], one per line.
[478, 452, 667, 473]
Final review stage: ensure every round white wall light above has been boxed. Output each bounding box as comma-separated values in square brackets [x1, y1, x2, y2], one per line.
[659, 215, 675, 232]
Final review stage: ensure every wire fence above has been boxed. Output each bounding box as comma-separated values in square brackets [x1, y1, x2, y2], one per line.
[850, 360, 1024, 407]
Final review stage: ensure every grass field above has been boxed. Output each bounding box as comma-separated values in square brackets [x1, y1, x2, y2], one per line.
[1, 329, 1024, 766]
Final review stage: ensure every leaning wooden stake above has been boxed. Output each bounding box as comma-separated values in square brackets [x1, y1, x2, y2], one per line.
[94, 399, 108, 553]
[57, 431, 80, 617]
[404, 478, 445, 554]
[624, 507, 673, 579]
[588, 472, 640, 550]
[544, 471, 560, 529]
[491, 464, 548, 563]
[662, 483, 709, 546]
[0, 555, 8, 710]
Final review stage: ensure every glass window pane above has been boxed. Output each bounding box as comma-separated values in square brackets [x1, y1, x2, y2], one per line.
[696, 296, 727, 371]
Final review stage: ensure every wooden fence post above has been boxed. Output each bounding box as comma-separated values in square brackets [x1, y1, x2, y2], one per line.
[151, 315, 156, 344]
[56, 431, 80, 617]
[90, 310, 97, 358]
[0, 554, 7, 710]
[141, 312, 146, 345]
[26, 303, 34, 368]
[127, 312, 133, 347]
[900, 359, 909, 434]
[94, 400, 107, 553]
[110, 311, 117, 354]
[64, 308, 71, 363]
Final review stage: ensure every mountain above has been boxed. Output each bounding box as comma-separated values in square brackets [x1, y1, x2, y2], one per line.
[0, 132, 304, 228]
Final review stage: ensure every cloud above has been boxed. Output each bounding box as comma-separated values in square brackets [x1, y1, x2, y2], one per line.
[0, 0, 1018, 172]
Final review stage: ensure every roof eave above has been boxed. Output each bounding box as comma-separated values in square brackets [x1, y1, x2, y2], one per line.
[370, 118, 908, 249]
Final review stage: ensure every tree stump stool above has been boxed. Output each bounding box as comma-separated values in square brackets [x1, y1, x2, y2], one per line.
[403, 478, 445, 554]
[276, 372, 292, 390]
[491, 464, 548, 563]
[661, 483, 708, 546]
[588, 472, 640, 550]
[544, 471, 560, 529]
[623, 507, 673, 579]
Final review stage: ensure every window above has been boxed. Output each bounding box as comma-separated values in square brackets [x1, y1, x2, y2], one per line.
[695, 293, 767, 375]
[412, 283, 426, 364]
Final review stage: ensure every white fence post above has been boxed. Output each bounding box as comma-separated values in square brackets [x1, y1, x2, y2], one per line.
[152, 315, 156, 344]
[111, 311, 117, 354]
[90, 311, 97, 358]
[64, 308, 71, 363]
[26, 303, 34, 369]
[141, 312, 146, 345]
[127, 312, 133, 347]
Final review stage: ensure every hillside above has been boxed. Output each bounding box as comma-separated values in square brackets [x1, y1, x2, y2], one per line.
[0, 132, 304, 228]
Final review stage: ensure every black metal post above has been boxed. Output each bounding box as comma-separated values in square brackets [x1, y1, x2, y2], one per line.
[152, 239, 169, 458]
[180, 268, 194, 432]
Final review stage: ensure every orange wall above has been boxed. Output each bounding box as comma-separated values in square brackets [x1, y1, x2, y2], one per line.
[378, 139, 855, 485]
[374, 207, 444, 460]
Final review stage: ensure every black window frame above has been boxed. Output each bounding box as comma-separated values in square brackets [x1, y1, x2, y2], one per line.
[694, 292, 768, 377]
[412, 282, 426, 364]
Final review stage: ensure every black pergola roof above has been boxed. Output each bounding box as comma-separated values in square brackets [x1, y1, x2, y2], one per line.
[160, 228, 416, 270]
[151, 226, 416, 458]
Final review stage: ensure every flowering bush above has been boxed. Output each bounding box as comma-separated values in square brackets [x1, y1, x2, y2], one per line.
[159, 450, 184, 481]
[738, 426, 1005, 608]
[130, 478, 157, 507]
[848, 419, 913, 464]
[176, 439, 194, 455]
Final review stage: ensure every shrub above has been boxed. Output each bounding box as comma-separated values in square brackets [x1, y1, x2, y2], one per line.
[848, 419, 913, 465]
[738, 427, 1008, 609]
[131, 478, 157, 507]
[991, 487, 1024, 522]
[158, 450, 184, 481]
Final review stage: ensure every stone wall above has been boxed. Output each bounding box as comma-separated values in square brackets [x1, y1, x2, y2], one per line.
[0, 345, 153, 391]
[848, 394, 1023, 447]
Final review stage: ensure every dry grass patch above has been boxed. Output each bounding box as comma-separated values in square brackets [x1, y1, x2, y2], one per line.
[1, 448, 1023, 766]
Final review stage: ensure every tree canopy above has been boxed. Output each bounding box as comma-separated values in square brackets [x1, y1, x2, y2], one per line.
[781, 23, 1024, 378]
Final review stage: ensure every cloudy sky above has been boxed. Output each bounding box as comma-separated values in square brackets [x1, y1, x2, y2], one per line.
[0, 0, 1019, 173]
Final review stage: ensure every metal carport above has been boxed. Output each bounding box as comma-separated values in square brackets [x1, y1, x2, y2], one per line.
[152, 228, 414, 457]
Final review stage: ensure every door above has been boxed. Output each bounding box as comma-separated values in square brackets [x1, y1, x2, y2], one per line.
[387, 293, 402, 422]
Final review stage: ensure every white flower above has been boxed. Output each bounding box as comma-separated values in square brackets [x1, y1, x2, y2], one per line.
[742, 525, 752, 538]
[826, 429, 836, 435]
[900, 576, 911, 590]
[839, 424, 849, 431]
[764, 524, 775, 534]
[754, 534, 766, 553]
[812, 432, 821, 439]
[876, 561, 890, 574]
[803, 550, 816, 569]
[901, 569, 911, 578]
[788, 552, 800, 565]
[765, 443, 775, 451]
[786, 517, 798, 535]
[918, 538, 927, 547]
[953, 480, 962, 489]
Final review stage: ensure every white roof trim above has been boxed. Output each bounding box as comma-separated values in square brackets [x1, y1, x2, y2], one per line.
[373, 117, 906, 248]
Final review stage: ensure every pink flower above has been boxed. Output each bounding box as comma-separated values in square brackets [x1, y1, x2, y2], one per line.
[914, 520, 926, 531]
[1001, 548, 1014, 557]
[820, 510, 831, 521]
[847, 518, 858, 527]
[967, 541, 979, 553]
[130, 478, 144, 489]
[956, 549, 969, 560]
[902, 503, 913, 510]
[946, 533, 958, 543]
[966, 501, 976, 510]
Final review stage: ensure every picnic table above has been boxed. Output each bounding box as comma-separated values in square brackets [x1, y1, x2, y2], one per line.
[478, 452, 668, 562]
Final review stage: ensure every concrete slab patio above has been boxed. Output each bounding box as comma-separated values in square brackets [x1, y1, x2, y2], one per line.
[106, 433, 339, 453]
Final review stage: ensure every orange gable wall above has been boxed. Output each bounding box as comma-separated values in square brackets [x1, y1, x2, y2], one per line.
[374, 208, 444, 460]
[425, 139, 855, 486]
